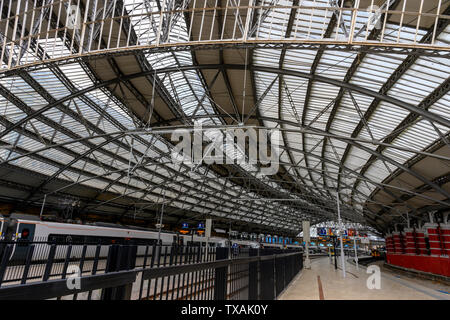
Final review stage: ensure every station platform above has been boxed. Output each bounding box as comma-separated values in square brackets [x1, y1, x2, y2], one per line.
[278, 257, 450, 300]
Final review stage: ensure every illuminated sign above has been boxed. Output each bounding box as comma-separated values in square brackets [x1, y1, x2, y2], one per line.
[198, 223, 205, 229]
[182, 222, 189, 229]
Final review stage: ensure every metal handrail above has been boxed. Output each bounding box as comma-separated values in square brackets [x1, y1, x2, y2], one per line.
[1, 0, 448, 71]
[0, 250, 302, 300]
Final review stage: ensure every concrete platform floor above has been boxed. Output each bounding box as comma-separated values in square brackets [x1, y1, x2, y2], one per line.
[278, 257, 450, 300]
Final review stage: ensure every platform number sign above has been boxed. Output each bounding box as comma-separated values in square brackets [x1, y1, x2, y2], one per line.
[318, 228, 327, 236]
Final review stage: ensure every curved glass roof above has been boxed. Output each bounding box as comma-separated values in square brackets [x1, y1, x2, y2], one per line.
[0, 0, 449, 235]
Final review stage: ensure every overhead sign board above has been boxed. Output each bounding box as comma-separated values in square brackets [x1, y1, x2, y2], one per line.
[318, 227, 327, 236]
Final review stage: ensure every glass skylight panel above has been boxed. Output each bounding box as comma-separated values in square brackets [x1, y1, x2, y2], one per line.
[283, 49, 317, 72]
[58, 64, 95, 90]
[28, 69, 73, 99]
[0, 77, 48, 110]
[304, 83, 339, 131]
[364, 159, 397, 186]
[316, 51, 356, 80]
[349, 54, 406, 92]
[382, 147, 416, 165]
[19, 157, 60, 176]
[253, 48, 282, 67]
[389, 119, 440, 155]
[382, 23, 427, 44]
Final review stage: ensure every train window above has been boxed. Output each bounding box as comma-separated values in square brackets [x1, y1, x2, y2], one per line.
[21, 228, 30, 239]
[47, 234, 161, 246]
[134, 238, 157, 246]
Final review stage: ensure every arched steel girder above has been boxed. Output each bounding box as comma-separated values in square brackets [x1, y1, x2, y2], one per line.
[5, 142, 300, 230]
[0, 105, 298, 225]
[3, 125, 449, 167]
[0, 106, 357, 226]
[278, 142, 450, 208]
[2, 63, 450, 143]
[300, 12, 338, 202]
[319, 0, 403, 193]
[0, 65, 268, 220]
[2, 103, 448, 209]
[1, 63, 448, 225]
[0, 123, 396, 226]
[2, 116, 447, 214]
[351, 76, 450, 203]
[2, 63, 447, 209]
[0, 0, 367, 218]
[230, 115, 450, 208]
[276, 0, 327, 201]
[337, 6, 450, 204]
[1, 117, 356, 225]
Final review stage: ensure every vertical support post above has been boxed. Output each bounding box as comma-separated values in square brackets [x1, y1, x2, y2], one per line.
[353, 236, 359, 271]
[21, 245, 35, 284]
[260, 248, 275, 300]
[329, 243, 332, 264]
[275, 249, 284, 296]
[336, 191, 346, 278]
[303, 220, 311, 269]
[248, 248, 258, 299]
[102, 244, 137, 300]
[39, 194, 47, 220]
[214, 247, 228, 300]
[0, 244, 13, 286]
[43, 243, 56, 281]
[333, 236, 338, 270]
[243, 0, 253, 41]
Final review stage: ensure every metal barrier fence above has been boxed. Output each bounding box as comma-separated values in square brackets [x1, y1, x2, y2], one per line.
[0, 238, 219, 288]
[1, 0, 449, 71]
[0, 240, 303, 300]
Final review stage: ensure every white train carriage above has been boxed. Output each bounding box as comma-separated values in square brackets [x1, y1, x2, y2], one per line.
[286, 243, 303, 250]
[8, 219, 177, 261]
[230, 239, 260, 249]
[5, 219, 231, 262]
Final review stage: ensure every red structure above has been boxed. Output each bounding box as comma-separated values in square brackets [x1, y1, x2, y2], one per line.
[404, 228, 416, 255]
[386, 224, 450, 278]
[385, 234, 394, 254]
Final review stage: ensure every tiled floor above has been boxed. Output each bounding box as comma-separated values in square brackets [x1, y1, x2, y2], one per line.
[278, 257, 450, 300]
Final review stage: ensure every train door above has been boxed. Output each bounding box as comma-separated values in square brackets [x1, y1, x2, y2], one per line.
[10, 221, 36, 261]
[0, 218, 4, 240]
[0, 218, 5, 261]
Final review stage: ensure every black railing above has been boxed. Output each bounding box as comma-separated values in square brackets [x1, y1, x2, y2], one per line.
[0, 240, 303, 300]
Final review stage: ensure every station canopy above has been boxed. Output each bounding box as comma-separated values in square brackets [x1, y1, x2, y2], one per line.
[0, 0, 449, 236]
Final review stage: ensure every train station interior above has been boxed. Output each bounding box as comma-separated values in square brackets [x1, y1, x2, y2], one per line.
[0, 0, 449, 305]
